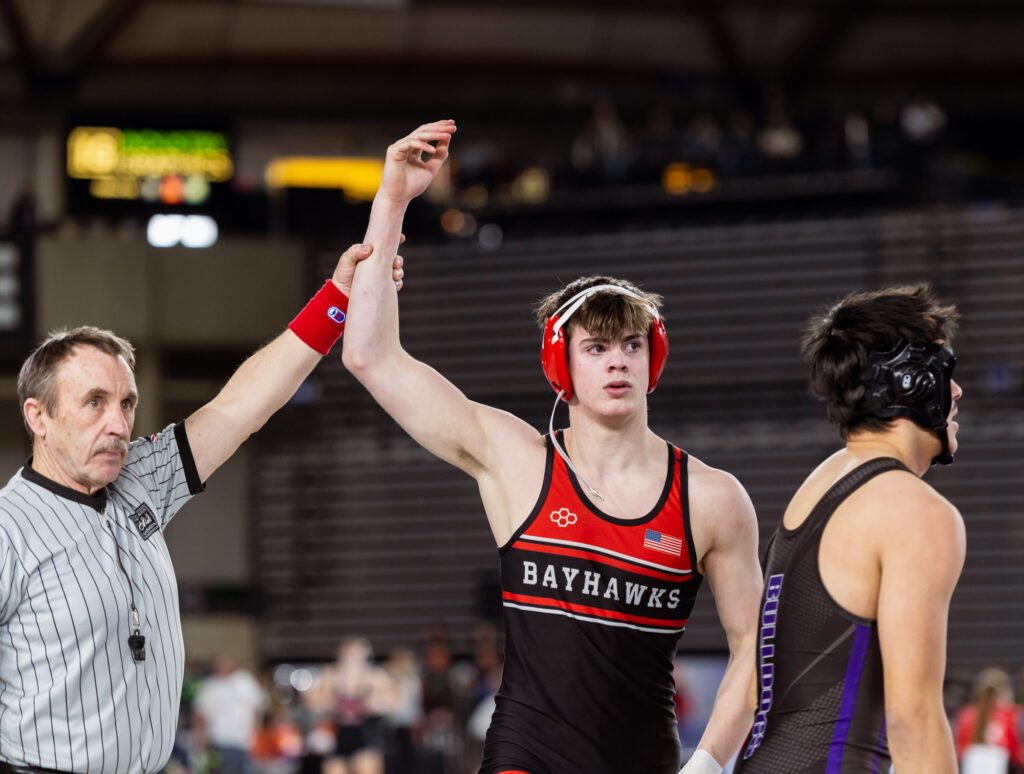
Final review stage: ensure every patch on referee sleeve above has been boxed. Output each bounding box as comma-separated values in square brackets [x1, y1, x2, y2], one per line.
[129, 503, 159, 539]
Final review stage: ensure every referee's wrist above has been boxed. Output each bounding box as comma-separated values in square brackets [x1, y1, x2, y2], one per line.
[288, 279, 349, 355]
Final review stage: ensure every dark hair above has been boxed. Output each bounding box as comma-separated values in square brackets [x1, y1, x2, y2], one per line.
[801, 284, 959, 439]
[970, 668, 1012, 745]
[534, 275, 663, 340]
[17, 326, 136, 437]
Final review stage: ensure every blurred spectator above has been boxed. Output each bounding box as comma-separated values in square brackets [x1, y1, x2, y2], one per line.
[720, 109, 761, 177]
[456, 623, 503, 773]
[294, 666, 337, 774]
[680, 113, 724, 170]
[321, 637, 395, 774]
[638, 106, 677, 182]
[673, 661, 698, 750]
[195, 654, 267, 774]
[844, 112, 873, 169]
[419, 631, 461, 774]
[165, 660, 206, 773]
[756, 82, 804, 168]
[381, 649, 422, 774]
[954, 667, 1024, 774]
[251, 708, 304, 774]
[901, 94, 947, 145]
[872, 98, 906, 168]
[570, 99, 634, 185]
[9, 189, 36, 238]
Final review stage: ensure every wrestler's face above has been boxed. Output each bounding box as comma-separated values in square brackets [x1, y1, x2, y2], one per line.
[567, 324, 648, 417]
[27, 345, 137, 495]
[945, 377, 963, 457]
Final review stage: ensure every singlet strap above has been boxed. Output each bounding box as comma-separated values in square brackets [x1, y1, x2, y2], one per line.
[811, 457, 910, 523]
[788, 457, 911, 546]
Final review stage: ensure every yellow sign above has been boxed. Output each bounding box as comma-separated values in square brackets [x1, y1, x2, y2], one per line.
[67, 126, 233, 203]
[264, 157, 385, 202]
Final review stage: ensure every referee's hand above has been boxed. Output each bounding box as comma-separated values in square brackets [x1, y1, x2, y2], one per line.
[331, 236, 406, 296]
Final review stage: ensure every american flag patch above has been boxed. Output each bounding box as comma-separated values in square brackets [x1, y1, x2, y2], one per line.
[644, 528, 682, 556]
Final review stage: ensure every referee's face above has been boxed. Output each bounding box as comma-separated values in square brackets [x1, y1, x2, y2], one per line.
[37, 345, 138, 495]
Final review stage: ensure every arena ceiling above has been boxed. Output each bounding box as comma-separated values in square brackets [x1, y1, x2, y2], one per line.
[2, 0, 1024, 122]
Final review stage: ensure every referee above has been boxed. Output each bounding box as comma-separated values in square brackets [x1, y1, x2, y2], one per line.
[0, 243, 404, 774]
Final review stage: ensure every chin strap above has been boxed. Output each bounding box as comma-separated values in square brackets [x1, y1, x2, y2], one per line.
[548, 390, 604, 502]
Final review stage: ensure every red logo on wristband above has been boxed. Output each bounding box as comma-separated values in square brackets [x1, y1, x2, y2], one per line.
[327, 306, 346, 324]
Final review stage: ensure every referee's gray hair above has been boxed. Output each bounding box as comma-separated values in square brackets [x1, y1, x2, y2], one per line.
[17, 326, 136, 437]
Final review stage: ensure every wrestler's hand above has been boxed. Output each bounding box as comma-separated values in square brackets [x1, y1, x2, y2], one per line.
[331, 236, 406, 295]
[378, 119, 456, 205]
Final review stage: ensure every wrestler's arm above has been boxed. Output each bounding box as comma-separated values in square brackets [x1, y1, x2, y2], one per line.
[878, 484, 964, 774]
[681, 464, 762, 770]
[342, 121, 543, 544]
[184, 243, 404, 484]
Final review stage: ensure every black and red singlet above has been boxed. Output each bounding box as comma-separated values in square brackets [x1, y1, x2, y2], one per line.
[479, 431, 702, 774]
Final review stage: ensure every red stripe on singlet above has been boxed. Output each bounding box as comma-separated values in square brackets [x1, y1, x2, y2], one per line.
[503, 591, 688, 628]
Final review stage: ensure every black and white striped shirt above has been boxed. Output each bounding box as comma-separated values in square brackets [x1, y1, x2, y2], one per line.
[0, 422, 203, 774]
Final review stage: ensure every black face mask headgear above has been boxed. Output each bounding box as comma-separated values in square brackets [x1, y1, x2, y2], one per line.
[855, 339, 957, 466]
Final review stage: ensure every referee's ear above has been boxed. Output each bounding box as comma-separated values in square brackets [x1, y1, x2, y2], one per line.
[23, 398, 47, 440]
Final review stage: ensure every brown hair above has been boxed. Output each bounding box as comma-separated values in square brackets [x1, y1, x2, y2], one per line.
[534, 275, 663, 341]
[17, 326, 136, 437]
[801, 283, 959, 439]
[970, 668, 1013, 744]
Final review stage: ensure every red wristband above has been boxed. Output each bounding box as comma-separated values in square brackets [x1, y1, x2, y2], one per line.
[288, 279, 349, 355]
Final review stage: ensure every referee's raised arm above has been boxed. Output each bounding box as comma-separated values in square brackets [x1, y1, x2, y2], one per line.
[0, 241, 403, 774]
[184, 241, 405, 483]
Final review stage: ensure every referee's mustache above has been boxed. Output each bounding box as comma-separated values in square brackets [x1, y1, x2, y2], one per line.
[94, 439, 129, 455]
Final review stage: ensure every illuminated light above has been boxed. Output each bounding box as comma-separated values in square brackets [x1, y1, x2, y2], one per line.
[273, 664, 294, 687]
[479, 223, 503, 249]
[123, 128, 229, 155]
[289, 668, 314, 693]
[691, 168, 716, 193]
[119, 152, 233, 181]
[67, 127, 121, 177]
[146, 214, 218, 248]
[440, 209, 466, 234]
[662, 163, 692, 195]
[183, 174, 211, 205]
[0, 245, 17, 269]
[458, 212, 478, 237]
[264, 157, 385, 201]
[181, 215, 218, 248]
[147, 214, 184, 248]
[89, 178, 139, 200]
[0, 305, 20, 328]
[511, 167, 550, 204]
[464, 184, 489, 209]
[67, 126, 235, 199]
[139, 177, 161, 202]
[159, 175, 185, 205]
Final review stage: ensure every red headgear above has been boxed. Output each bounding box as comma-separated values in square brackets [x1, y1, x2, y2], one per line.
[540, 284, 669, 401]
